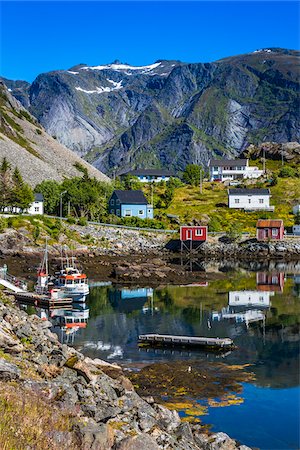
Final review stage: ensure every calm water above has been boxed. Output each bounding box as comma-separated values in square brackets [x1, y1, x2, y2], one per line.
[20, 264, 300, 450]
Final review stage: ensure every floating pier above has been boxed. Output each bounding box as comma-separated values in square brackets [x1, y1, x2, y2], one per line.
[11, 292, 73, 309]
[138, 334, 234, 350]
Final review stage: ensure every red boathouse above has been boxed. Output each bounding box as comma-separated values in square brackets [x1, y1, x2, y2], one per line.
[180, 226, 207, 242]
[256, 219, 284, 241]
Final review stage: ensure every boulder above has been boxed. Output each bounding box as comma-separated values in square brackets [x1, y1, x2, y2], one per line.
[0, 358, 21, 380]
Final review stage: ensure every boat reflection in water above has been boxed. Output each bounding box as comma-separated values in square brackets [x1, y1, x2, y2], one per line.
[50, 304, 90, 344]
[18, 300, 90, 345]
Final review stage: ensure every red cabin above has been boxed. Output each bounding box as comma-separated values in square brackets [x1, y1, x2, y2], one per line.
[180, 226, 207, 242]
[256, 219, 284, 241]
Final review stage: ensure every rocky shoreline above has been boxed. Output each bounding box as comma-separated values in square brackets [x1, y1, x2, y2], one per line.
[1, 225, 300, 262]
[0, 293, 251, 450]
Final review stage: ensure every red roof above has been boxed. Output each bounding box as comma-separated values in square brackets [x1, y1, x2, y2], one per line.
[256, 219, 283, 228]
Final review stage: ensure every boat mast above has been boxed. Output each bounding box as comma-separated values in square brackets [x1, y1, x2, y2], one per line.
[45, 236, 49, 289]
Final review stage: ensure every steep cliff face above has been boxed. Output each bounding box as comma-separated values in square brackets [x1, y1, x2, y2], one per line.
[3, 49, 300, 174]
[0, 83, 110, 186]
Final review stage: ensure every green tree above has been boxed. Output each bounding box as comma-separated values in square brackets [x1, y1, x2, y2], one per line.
[11, 167, 34, 211]
[35, 180, 61, 215]
[182, 164, 203, 187]
[0, 157, 13, 210]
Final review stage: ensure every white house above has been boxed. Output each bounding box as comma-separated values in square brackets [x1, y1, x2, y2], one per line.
[228, 290, 272, 308]
[2, 193, 44, 215]
[27, 193, 44, 215]
[120, 169, 175, 183]
[228, 188, 274, 211]
[209, 159, 264, 182]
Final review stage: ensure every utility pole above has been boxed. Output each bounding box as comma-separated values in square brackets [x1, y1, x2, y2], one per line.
[199, 163, 203, 194]
[263, 148, 266, 173]
[60, 190, 67, 221]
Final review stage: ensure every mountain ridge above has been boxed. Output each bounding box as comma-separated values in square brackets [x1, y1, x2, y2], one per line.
[2, 48, 299, 174]
[0, 82, 110, 186]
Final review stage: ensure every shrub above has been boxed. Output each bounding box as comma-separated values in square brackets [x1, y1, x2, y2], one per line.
[78, 217, 88, 226]
[66, 216, 76, 224]
[208, 216, 223, 232]
[226, 222, 243, 242]
[35, 128, 42, 135]
[0, 217, 6, 232]
[279, 166, 296, 178]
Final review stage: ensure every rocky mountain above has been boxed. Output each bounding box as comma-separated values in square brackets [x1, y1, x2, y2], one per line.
[0, 82, 110, 186]
[2, 48, 300, 175]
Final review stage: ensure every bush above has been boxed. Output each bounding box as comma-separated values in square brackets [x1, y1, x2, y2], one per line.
[226, 222, 243, 242]
[0, 217, 6, 232]
[279, 166, 296, 178]
[78, 217, 88, 226]
[66, 216, 76, 224]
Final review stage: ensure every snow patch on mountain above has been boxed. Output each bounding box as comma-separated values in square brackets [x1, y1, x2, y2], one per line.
[67, 71, 79, 75]
[81, 62, 162, 73]
[75, 81, 123, 94]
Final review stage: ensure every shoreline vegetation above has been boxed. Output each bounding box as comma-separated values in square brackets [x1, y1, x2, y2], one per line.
[0, 291, 252, 450]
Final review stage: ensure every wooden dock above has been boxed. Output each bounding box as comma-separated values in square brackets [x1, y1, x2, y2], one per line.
[138, 334, 234, 350]
[11, 292, 73, 309]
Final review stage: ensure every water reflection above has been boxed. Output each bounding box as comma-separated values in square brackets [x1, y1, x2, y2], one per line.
[17, 266, 300, 450]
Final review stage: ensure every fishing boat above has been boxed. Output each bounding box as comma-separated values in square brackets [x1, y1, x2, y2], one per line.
[54, 253, 89, 296]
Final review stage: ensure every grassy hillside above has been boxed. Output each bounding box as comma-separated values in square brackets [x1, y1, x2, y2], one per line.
[162, 180, 299, 233]
[144, 160, 300, 233]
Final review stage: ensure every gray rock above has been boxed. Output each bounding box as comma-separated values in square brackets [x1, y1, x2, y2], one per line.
[0, 358, 21, 380]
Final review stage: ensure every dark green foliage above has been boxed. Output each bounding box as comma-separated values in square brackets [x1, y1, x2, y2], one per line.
[35, 128, 42, 135]
[0, 217, 6, 232]
[279, 166, 296, 178]
[0, 158, 34, 212]
[66, 216, 76, 224]
[78, 217, 88, 226]
[35, 180, 61, 215]
[295, 213, 300, 225]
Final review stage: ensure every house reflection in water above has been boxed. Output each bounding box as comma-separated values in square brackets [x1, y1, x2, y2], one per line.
[212, 289, 272, 327]
[256, 272, 285, 292]
[109, 288, 154, 313]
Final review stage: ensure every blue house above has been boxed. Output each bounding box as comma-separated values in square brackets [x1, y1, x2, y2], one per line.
[108, 190, 153, 219]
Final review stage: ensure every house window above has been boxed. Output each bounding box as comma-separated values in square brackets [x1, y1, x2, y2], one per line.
[272, 228, 278, 237]
[138, 210, 144, 216]
[110, 209, 114, 214]
[195, 229, 203, 236]
[116, 199, 120, 205]
[125, 209, 131, 217]
[248, 199, 251, 203]
[259, 296, 264, 302]
[148, 209, 151, 213]
[259, 199, 264, 204]
[116, 209, 120, 216]
[111, 199, 114, 206]
[34, 207, 39, 212]
[235, 199, 240, 204]
[213, 167, 218, 171]
[235, 296, 239, 301]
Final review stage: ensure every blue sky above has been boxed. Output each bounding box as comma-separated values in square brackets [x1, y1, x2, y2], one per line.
[0, 1, 299, 81]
